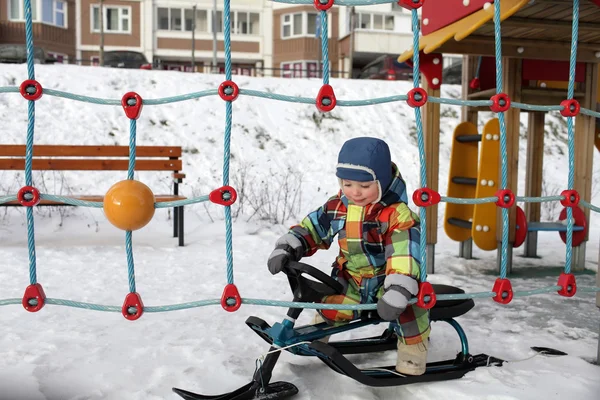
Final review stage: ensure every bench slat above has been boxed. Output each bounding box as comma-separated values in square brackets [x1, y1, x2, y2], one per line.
[0, 159, 182, 171]
[0, 145, 182, 158]
[4, 194, 187, 206]
[527, 222, 584, 232]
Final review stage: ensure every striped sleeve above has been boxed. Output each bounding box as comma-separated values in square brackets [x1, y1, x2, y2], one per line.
[383, 203, 422, 280]
[289, 195, 339, 257]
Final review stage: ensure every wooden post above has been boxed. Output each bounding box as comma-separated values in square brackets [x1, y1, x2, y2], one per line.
[459, 55, 479, 259]
[523, 112, 545, 258]
[571, 63, 599, 271]
[496, 57, 521, 275]
[422, 78, 440, 274]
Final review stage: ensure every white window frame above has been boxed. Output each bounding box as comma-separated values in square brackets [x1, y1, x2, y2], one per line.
[8, 0, 68, 28]
[230, 10, 260, 35]
[91, 5, 132, 34]
[281, 12, 321, 39]
[356, 12, 394, 32]
[157, 7, 196, 32]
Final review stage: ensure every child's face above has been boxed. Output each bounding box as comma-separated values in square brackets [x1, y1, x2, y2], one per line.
[341, 179, 379, 206]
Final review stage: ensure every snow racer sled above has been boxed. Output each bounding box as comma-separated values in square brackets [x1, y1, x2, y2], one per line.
[173, 261, 504, 400]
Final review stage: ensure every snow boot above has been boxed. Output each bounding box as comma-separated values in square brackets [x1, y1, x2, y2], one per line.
[396, 339, 428, 375]
[311, 313, 331, 343]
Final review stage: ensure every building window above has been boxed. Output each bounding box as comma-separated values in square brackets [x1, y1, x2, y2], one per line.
[9, 0, 67, 28]
[282, 12, 319, 38]
[281, 61, 324, 78]
[232, 11, 260, 35]
[357, 13, 394, 31]
[47, 52, 68, 64]
[91, 5, 131, 34]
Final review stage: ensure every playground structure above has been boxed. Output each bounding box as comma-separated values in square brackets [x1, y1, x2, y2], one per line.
[398, 0, 600, 274]
[0, 0, 600, 397]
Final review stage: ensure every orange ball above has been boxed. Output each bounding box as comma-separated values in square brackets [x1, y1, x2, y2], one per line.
[103, 180, 156, 231]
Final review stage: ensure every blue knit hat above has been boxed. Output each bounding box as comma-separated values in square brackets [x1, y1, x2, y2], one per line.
[336, 137, 392, 204]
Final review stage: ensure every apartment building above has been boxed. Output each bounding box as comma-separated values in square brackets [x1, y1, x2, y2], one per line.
[0, 0, 417, 79]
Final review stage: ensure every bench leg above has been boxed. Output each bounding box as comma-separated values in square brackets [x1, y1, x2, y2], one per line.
[173, 206, 179, 238]
[178, 206, 184, 246]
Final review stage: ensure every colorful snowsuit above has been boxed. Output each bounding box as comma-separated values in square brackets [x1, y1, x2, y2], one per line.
[289, 163, 430, 345]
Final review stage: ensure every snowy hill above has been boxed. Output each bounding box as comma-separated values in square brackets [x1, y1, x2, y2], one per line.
[0, 64, 598, 400]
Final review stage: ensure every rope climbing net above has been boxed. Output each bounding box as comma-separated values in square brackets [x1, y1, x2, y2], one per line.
[0, 0, 599, 320]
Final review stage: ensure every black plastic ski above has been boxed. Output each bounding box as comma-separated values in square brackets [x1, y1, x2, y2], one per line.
[172, 381, 298, 400]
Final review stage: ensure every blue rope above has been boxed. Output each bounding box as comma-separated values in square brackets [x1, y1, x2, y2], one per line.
[128, 119, 137, 180]
[125, 230, 136, 293]
[410, 9, 427, 281]
[320, 10, 330, 85]
[224, 0, 234, 285]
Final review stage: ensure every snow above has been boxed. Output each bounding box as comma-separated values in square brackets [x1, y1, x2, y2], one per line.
[0, 64, 598, 400]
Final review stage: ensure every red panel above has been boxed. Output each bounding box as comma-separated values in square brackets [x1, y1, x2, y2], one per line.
[522, 60, 585, 82]
[421, 0, 493, 35]
[593, 0, 600, 7]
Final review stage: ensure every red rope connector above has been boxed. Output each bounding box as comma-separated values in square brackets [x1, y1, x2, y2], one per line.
[398, 0, 425, 10]
[495, 189, 515, 208]
[209, 185, 238, 206]
[416, 281, 436, 309]
[469, 77, 480, 90]
[121, 92, 144, 120]
[560, 190, 580, 207]
[17, 186, 41, 207]
[407, 87, 428, 108]
[412, 188, 441, 207]
[556, 272, 577, 297]
[22, 283, 46, 312]
[492, 278, 513, 304]
[490, 93, 511, 112]
[122, 292, 144, 321]
[218, 80, 239, 102]
[221, 284, 242, 312]
[19, 79, 43, 101]
[316, 84, 336, 112]
[313, 0, 334, 11]
[560, 99, 580, 117]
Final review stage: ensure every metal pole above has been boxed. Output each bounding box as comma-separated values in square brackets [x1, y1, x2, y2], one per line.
[212, 0, 218, 73]
[347, 6, 355, 79]
[99, 0, 104, 66]
[191, 5, 196, 71]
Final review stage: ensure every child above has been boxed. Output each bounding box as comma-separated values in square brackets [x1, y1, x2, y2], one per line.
[267, 136, 430, 376]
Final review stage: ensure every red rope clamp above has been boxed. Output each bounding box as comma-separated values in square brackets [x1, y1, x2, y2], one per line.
[122, 292, 144, 321]
[22, 283, 46, 312]
[398, 0, 425, 10]
[17, 186, 41, 207]
[495, 189, 515, 208]
[19, 79, 43, 101]
[416, 281, 436, 309]
[469, 77, 480, 90]
[121, 92, 144, 120]
[560, 99, 580, 117]
[209, 186, 238, 206]
[316, 84, 336, 112]
[556, 272, 577, 297]
[492, 278, 513, 304]
[560, 190, 580, 207]
[407, 88, 428, 108]
[218, 80, 239, 102]
[313, 0, 334, 11]
[489, 93, 511, 112]
[221, 284, 242, 312]
[412, 188, 441, 207]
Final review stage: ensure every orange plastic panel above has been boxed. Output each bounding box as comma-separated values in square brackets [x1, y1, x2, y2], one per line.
[472, 118, 500, 251]
[444, 121, 479, 242]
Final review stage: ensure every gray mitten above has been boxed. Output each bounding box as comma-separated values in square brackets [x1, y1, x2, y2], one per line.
[267, 233, 304, 275]
[377, 274, 419, 321]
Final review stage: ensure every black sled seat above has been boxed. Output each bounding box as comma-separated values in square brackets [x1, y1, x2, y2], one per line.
[428, 284, 474, 321]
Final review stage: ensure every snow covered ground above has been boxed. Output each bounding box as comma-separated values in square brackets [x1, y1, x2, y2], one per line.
[0, 64, 598, 400]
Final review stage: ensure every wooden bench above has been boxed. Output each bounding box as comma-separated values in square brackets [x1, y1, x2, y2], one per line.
[0, 144, 187, 246]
